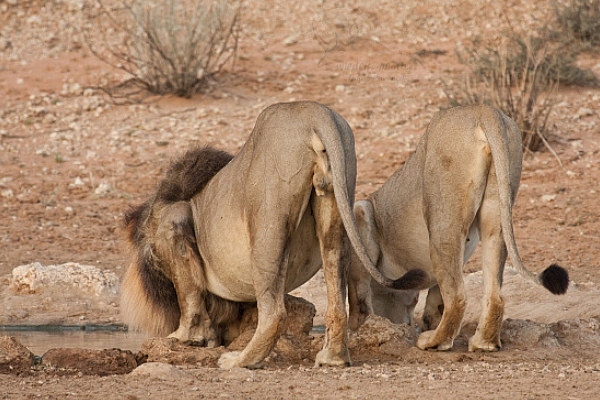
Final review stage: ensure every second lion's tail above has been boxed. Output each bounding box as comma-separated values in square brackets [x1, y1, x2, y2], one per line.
[479, 105, 569, 295]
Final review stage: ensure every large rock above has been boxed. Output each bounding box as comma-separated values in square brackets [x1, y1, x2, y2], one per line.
[549, 316, 600, 348]
[228, 295, 316, 362]
[1, 262, 121, 325]
[129, 362, 188, 380]
[0, 336, 35, 374]
[348, 315, 417, 357]
[9, 262, 119, 296]
[499, 319, 559, 348]
[142, 338, 224, 366]
[235, 295, 316, 337]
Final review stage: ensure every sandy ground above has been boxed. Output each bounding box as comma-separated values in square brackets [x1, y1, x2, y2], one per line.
[1, 0, 600, 398]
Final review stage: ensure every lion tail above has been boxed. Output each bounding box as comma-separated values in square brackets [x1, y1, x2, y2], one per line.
[479, 105, 569, 295]
[313, 103, 429, 291]
[120, 146, 235, 336]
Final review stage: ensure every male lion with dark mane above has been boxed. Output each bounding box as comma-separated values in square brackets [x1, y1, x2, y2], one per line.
[348, 104, 569, 352]
[121, 101, 427, 369]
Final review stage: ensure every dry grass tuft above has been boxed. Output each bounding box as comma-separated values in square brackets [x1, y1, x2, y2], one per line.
[88, 0, 241, 100]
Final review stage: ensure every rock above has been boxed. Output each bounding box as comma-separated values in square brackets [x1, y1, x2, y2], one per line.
[272, 334, 313, 361]
[498, 319, 558, 348]
[348, 315, 417, 356]
[284, 296, 316, 336]
[283, 34, 299, 46]
[218, 367, 258, 382]
[541, 194, 556, 202]
[549, 316, 600, 348]
[237, 295, 316, 337]
[9, 262, 119, 296]
[141, 338, 223, 366]
[41, 348, 138, 376]
[0, 336, 35, 374]
[466, 317, 600, 349]
[0, 38, 11, 51]
[229, 295, 316, 361]
[0, 188, 13, 198]
[129, 362, 187, 380]
[576, 107, 594, 119]
[70, 177, 85, 187]
[3, 262, 121, 325]
[93, 182, 113, 196]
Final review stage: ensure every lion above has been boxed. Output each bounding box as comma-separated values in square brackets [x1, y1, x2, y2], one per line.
[121, 101, 428, 369]
[348, 104, 569, 352]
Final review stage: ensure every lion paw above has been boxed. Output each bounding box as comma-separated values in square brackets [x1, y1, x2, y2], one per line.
[218, 351, 264, 370]
[416, 330, 454, 351]
[218, 351, 243, 369]
[168, 325, 221, 348]
[314, 348, 351, 368]
[167, 333, 215, 348]
[468, 336, 501, 352]
[166, 330, 187, 342]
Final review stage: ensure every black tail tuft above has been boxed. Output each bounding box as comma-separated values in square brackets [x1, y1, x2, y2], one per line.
[540, 263, 569, 295]
[392, 268, 429, 290]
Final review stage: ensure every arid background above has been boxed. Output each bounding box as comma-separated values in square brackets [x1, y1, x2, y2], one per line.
[1, 0, 600, 398]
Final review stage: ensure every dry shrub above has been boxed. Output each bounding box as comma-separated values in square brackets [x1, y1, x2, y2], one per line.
[88, 0, 241, 100]
[447, 26, 597, 156]
[446, 0, 600, 154]
[447, 34, 560, 152]
[552, 0, 600, 49]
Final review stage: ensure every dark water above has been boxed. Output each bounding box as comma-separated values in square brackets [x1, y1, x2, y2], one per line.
[1, 325, 327, 356]
[0, 325, 148, 356]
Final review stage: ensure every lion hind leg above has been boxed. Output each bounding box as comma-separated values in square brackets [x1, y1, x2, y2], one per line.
[416, 199, 470, 351]
[218, 228, 289, 369]
[313, 192, 351, 367]
[468, 272, 504, 351]
[468, 247, 505, 352]
[468, 185, 506, 352]
[218, 275, 287, 369]
[417, 128, 491, 351]
[154, 201, 220, 346]
[416, 273, 466, 351]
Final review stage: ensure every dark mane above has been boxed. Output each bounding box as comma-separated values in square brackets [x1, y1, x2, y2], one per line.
[156, 146, 234, 203]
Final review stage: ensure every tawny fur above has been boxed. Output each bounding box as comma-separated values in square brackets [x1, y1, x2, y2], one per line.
[121, 102, 428, 370]
[348, 105, 569, 353]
